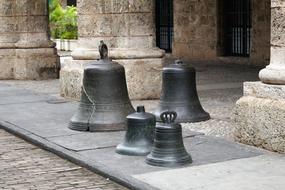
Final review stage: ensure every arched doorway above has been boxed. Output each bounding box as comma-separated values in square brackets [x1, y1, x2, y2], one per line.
[155, 0, 173, 53]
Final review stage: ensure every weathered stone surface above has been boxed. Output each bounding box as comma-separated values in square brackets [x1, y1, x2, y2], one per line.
[0, 0, 59, 79]
[173, 0, 218, 61]
[234, 95, 285, 153]
[0, 49, 16, 79]
[244, 81, 285, 100]
[14, 48, 59, 80]
[173, 0, 270, 66]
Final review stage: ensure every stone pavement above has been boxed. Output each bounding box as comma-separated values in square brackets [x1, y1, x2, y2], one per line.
[0, 80, 285, 190]
[1, 63, 285, 190]
[0, 129, 127, 190]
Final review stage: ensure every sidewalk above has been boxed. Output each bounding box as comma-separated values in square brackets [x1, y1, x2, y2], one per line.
[0, 81, 284, 190]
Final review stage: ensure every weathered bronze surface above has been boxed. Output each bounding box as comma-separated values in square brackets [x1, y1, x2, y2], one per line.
[146, 111, 192, 167]
[116, 106, 156, 156]
[154, 60, 210, 123]
[69, 41, 135, 132]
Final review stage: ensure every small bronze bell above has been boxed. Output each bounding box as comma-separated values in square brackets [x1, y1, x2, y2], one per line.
[69, 41, 135, 132]
[146, 111, 192, 167]
[116, 106, 156, 156]
[154, 60, 210, 123]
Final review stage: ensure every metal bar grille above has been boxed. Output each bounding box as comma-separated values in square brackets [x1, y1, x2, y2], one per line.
[224, 0, 251, 57]
[67, 0, 76, 6]
[156, 0, 173, 52]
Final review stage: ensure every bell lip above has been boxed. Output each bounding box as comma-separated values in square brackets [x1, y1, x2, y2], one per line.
[69, 121, 89, 131]
[116, 143, 152, 156]
[89, 123, 127, 132]
[145, 155, 193, 168]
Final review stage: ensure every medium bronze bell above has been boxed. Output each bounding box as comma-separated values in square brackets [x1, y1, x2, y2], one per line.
[146, 111, 192, 167]
[116, 106, 155, 156]
[154, 60, 210, 123]
[69, 41, 135, 132]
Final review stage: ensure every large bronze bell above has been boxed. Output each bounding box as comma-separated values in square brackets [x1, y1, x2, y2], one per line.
[154, 60, 210, 123]
[69, 41, 135, 132]
[116, 106, 156, 156]
[146, 111, 192, 167]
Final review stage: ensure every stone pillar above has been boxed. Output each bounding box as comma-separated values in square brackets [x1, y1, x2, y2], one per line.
[60, 0, 165, 100]
[0, 0, 59, 80]
[0, 0, 19, 78]
[259, 0, 285, 84]
[234, 0, 285, 153]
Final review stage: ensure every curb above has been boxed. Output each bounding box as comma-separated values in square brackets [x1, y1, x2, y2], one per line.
[0, 120, 159, 190]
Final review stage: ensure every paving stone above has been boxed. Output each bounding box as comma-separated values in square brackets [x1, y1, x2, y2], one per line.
[0, 129, 128, 190]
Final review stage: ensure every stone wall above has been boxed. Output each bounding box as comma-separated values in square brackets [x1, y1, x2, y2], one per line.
[250, 0, 271, 66]
[172, 0, 270, 66]
[173, 0, 217, 61]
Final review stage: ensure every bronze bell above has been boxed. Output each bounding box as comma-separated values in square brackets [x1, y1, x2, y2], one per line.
[116, 106, 156, 156]
[154, 60, 210, 123]
[69, 41, 135, 132]
[146, 111, 192, 167]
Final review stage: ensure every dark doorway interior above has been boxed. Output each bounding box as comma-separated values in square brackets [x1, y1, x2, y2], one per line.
[155, 0, 173, 53]
[223, 0, 251, 57]
[67, 0, 76, 6]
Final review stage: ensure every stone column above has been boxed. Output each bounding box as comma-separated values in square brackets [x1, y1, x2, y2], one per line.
[0, 0, 19, 78]
[0, 0, 59, 80]
[259, 0, 285, 84]
[234, 0, 285, 153]
[60, 0, 164, 100]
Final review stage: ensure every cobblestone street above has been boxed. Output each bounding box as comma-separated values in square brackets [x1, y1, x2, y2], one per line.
[0, 129, 127, 190]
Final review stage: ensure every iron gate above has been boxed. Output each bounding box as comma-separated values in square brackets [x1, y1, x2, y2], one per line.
[224, 0, 251, 57]
[67, 0, 76, 6]
[156, 0, 173, 52]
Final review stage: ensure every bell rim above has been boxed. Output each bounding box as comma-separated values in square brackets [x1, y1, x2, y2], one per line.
[116, 143, 152, 156]
[145, 155, 192, 167]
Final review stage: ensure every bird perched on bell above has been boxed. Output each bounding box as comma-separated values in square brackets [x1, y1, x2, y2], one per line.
[99, 40, 108, 59]
[69, 41, 135, 132]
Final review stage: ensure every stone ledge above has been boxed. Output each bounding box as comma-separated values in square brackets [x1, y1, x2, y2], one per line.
[244, 81, 285, 100]
[71, 48, 165, 60]
[234, 95, 285, 153]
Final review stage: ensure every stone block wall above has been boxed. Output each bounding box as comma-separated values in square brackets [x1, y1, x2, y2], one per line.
[172, 0, 270, 66]
[250, 0, 271, 66]
[76, 0, 155, 51]
[173, 0, 217, 60]
[0, 0, 59, 80]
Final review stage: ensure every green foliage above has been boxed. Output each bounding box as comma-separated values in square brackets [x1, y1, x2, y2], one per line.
[49, 0, 78, 39]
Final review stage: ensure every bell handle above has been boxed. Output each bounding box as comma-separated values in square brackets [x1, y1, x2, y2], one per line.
[160, 111, 177, 124]
[175, 60, 183, 64]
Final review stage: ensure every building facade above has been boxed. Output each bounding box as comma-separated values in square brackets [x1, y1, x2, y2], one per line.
[0, 0, 284, 152]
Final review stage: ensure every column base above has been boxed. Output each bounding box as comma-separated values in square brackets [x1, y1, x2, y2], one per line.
[234, 82, 285, 153]
[0, 49, 16, 79]
[14, 48, 60, 80]
[0, 48, 59, 80]
[259, 64, 285, 84]
[60, 58, 164, 100]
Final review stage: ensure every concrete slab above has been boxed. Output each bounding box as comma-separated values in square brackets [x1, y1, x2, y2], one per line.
[0, 83, 280, 190]
[79, 136, 264, 175]
[0, 101, 81, 138]
[134, 155, 285, 190]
